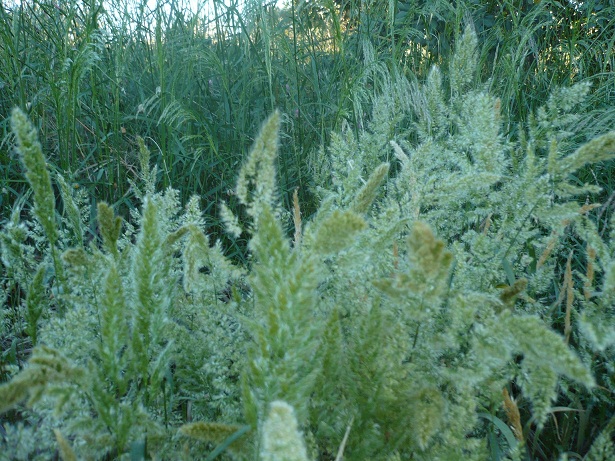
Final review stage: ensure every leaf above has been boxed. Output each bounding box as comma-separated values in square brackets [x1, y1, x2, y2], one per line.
[129, 440, 146, 461]
[205, 425, 251, 461]
[502, 258, 515, 286]
[478, 413, 518, 451]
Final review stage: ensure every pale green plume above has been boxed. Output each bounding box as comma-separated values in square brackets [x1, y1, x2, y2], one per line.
[313, 209, 367, 255]
[56, 173, 84, 247]
[449, 24, 478, 98]
[10, 107, 67, 310]
[261, 401, 310, 461]
[583, 418, 614, 461]
[243, 204, 321, 428]
[130, 195, 171, 382]
[136, 136, 158, 197]
[477, 311, 595, 427]
[375, 221, 454, 304]
[351, 162, 390, 214]
[98, 202, 122, 257]
[562, 131, 615, 173]
[237, 111, 281, 218]
[179, 421, 251, 457]
[0, 346, 83, 414]
[25, 264, 47, 346]
[99, 263, 129, 395]
[410, 387, 446, 450]
[54, 429, 77, 461]
[10, 107, 58, 246]
[221, 111, 281, 237]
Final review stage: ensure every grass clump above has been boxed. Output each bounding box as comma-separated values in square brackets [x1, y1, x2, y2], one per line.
[0, 2, 614, 460]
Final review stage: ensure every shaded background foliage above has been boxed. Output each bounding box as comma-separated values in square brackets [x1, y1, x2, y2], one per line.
[1, 0, 613, 231]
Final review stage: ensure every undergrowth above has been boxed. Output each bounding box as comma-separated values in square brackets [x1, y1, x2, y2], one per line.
[0, 25, 614, 460]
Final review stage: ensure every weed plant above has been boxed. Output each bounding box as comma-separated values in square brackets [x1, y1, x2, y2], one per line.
[1, 22, 614, 460]
[1, 0, 615, 459]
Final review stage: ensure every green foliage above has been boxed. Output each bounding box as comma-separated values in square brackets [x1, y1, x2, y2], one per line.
[305, 24, 613, 459]
[1, 108, 249, 459]
[583, 417, 615, 461]
[0, 346, 84, 414]
[0, 8, 614, 461]
[54, 429, 78, 461]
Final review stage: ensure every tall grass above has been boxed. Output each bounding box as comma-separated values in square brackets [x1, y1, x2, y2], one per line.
[0, 1, 614, 456]
[3, 0, 610, 224]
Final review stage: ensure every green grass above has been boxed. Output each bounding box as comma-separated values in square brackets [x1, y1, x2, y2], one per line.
[0, 0, 614, 459]
[3, 0, 610, 224]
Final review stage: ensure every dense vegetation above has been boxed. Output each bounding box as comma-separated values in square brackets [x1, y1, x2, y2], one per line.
[0, 0, 614, 459]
